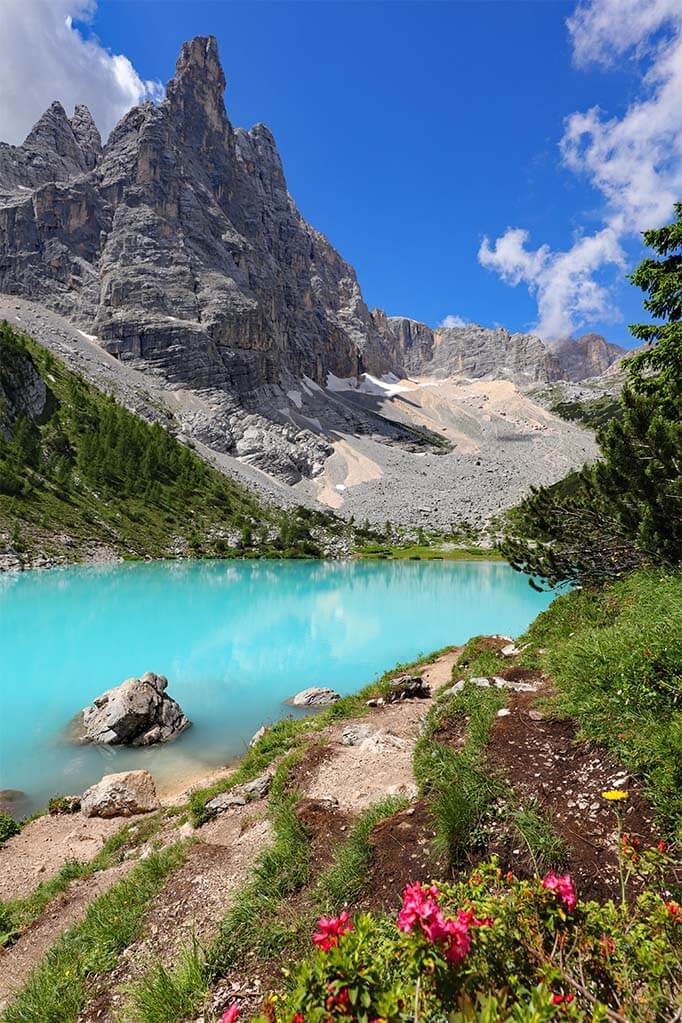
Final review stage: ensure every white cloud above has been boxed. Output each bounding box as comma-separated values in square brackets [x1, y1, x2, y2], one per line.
[0, 0, 163, 145]
[479, 0, 682, 339]
[439, 314, 469, 328]
[479, 225, 625, 339]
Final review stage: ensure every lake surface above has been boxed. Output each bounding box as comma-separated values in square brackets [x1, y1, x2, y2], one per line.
[0, 559, 555, 814]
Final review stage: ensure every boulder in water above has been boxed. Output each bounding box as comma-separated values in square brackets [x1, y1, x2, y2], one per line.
[77, 672, 190, 746]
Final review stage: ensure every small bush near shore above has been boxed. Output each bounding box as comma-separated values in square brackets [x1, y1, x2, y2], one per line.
[0, 811, 19, 845]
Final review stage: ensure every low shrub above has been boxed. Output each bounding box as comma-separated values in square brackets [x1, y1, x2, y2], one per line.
[256, 856, 680, 1023]
[0, 811, 19, 845]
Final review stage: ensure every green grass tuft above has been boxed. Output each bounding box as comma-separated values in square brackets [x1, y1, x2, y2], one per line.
[506, 800, 569, 873]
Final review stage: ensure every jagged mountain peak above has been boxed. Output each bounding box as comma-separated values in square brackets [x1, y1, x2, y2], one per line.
[70, 104, 102, 169]
[24, 100, 73, 151]
[0, 98, 101, 191]
[165, 34, 228, 133]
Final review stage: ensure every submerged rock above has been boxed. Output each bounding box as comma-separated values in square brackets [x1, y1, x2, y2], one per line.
[0, 788, 30, 820]
[77, 672, 191, 746]
[288, 687, 340, 707]
[81, 770, 159, 818]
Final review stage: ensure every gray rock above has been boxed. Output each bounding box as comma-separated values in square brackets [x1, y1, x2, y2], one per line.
[493, 676, 538, 693]
[78, 672, 190, 746]
[341, 724, 373, 746]
[205, 792, 247, 814]
[288, 687, 340, 707]
[81, 770, 159, 818]
[248, 725, 267, 748]
[441, 679, 466, 699]
[386, 674, 431, 702]
[241, 772, 271, 799]
[205, 770, 271, 816]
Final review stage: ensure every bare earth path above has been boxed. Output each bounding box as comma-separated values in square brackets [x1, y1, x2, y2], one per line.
[304, 650, 459, 809]
[0, 814, 131, 901]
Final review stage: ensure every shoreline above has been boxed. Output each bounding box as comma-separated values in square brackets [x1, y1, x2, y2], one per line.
[0, 544, 504, 575]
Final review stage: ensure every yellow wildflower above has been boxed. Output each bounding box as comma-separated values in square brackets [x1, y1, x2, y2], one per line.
[601, 790, 629, 801]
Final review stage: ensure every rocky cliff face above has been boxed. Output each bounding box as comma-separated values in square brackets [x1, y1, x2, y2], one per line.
[0, 334, 50, 440]
[428, 323, 560, 384]
[369, 313, 624, 386]
[0, 38, 390, 397]
[549, 334, 626, 382]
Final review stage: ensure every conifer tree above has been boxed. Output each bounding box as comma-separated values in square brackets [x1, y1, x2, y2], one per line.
[502, 206, 682, 587]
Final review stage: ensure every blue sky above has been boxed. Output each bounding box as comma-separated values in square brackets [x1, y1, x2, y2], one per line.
[2, 1, 680, 345]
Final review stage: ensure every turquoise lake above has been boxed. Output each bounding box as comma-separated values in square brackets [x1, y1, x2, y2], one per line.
[0, 559, 555, 814]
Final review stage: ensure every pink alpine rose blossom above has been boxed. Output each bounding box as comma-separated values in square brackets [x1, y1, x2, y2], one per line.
[542, 871, 577, 912]
[220, 1004, 240, 1023]
[312, 911, 353, 951]
[396, 882, 491, 965]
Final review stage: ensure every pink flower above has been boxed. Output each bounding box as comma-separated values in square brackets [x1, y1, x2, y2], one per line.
[221, 1005, 240, 1023]
[542, 871, 576, 912]
[396, 883, 491, 965]
[312, 911, 353, 951]
[397, 882, 442, 936]
[551, 993, 574, 1005]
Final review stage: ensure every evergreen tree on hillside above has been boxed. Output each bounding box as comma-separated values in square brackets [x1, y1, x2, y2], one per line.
[627, 201, 682, 412]
[502, 206, 682, 588]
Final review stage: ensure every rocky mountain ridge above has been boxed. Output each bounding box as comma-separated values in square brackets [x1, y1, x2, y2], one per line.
[370, 312, 626, 386]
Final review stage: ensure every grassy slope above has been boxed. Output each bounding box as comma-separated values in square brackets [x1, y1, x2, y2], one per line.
[0, 324, 343, 562]
[519, 570, 682, 831]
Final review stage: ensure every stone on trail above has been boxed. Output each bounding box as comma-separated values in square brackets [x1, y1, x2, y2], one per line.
[205, 771, 272, 817]
[288, 686, 341, 707]
[385, 674, 431, 702]
[78, 671, 191, 746]
[81, 770, 160, 818]
[501, 643, 521, 657]
[206, 792, 248, 815]
[493, 676, 537, 693]
[342, 724, 374, 746]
